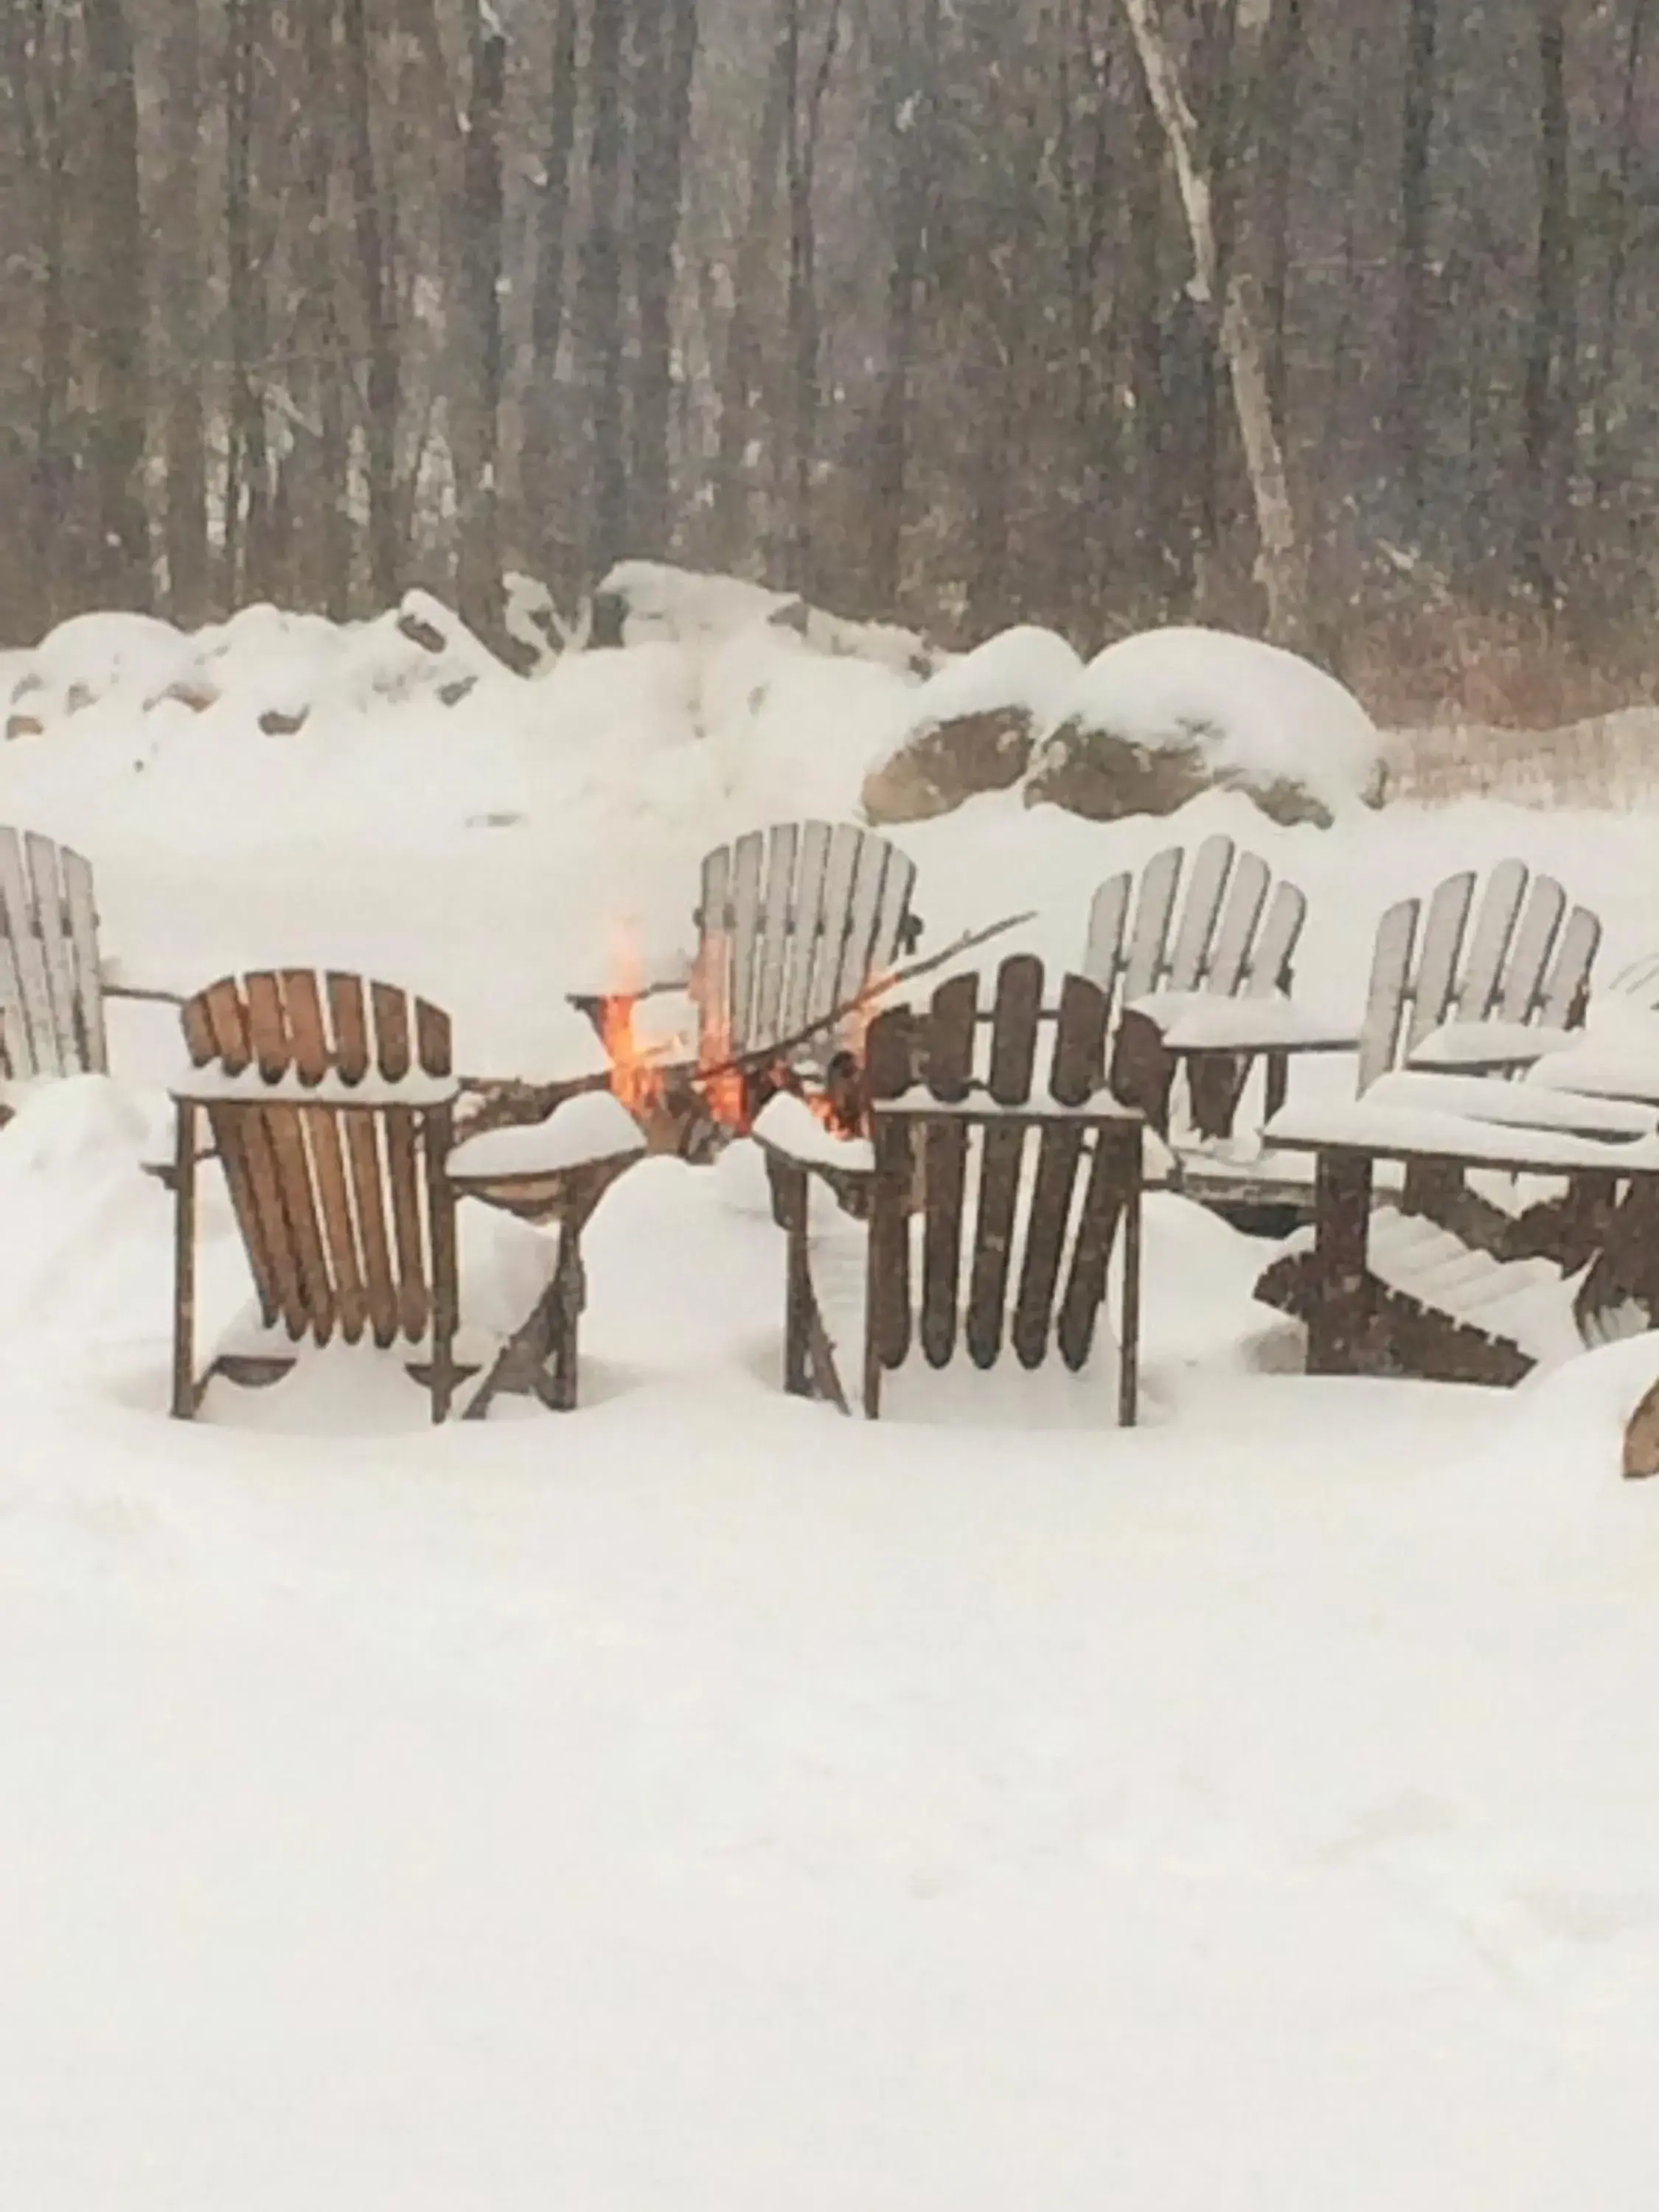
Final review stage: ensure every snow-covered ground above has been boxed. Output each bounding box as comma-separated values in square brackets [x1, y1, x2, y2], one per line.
[4, 604, 1659, 2206]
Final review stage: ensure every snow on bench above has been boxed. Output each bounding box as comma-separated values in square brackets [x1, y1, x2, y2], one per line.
[1526, 1041, 1659, 1107]
[1124, 989, 1357, 1054]
[1407, 1019, 1577, 1071]
[1266, 1074, 1659, 1175]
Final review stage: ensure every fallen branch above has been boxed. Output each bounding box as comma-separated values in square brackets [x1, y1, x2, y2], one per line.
[688, 907, 1037, 1088]
[459, 908, 1036, 1112]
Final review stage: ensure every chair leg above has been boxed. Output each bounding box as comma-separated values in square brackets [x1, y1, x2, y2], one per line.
[1117, 1127, 1142, 1427]
[427, 1116, 459, 1423]
[1308, 1150, 1374, 1375]
[171, 1100, 199, 1419]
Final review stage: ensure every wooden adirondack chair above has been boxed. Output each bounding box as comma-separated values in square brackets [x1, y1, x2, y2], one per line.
[170, 970, 469, 1421]
[1082, 832, 1315, 1146]
[762, 955, 1144, 1420]
[1254, 860, 1612, 1381]
[694, 821, 920, 1083]
[0, 827, 115, 1092]
[1353, 856, 1599, 1092]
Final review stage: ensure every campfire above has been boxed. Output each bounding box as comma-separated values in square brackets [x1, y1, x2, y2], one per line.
[592, 928, 872, 1152]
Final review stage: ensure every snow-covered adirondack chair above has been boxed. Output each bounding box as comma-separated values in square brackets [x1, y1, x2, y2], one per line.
[1253, 860, 1624, 1383]
[694, 821, 920, 1080]
[757, 954, 1144, 1421]
[1079, 832, 1337, 1163]
[169, 970, 641, 1422]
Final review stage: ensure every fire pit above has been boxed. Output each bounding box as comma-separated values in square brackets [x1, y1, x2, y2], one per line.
[568, 985, 869, 1160]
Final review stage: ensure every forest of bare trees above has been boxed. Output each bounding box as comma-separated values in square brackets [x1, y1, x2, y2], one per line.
[1, 0, 1655, 706]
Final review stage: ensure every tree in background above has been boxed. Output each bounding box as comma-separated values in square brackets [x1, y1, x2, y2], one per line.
[0, 0, 1655, 716]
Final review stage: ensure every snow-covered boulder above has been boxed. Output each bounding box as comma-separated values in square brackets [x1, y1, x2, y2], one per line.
[591, 560, 939, 679]
[861, 625, 1082, 824]
[1023, 626, 1384, 830]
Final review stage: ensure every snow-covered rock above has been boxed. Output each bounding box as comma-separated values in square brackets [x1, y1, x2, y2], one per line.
[592, 559, 939, 679]
[1023, 625, 1384, 830]
[861, 625, 1082, 824]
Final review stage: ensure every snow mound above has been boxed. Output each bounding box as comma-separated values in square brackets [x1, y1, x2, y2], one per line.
[1024, 625, 1384, 830]
[863, 625, 1083, 824]
[594, 558, 938, 678]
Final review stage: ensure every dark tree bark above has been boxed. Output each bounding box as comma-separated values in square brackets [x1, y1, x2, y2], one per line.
[866, 0, 942, 616]
[782, 0, 841, 594]
[295, 0, 351, 619]
[1397, 0, 1439, 524]
[1520, 0, 1573, 610]
[521, 0, 581, 584]
[159, 0, 209, 625]
[342, 0, 400, 607]
[630, 0, 700, 557]
[83, 0, 150, 609]
[455, 0, 507, 638]
[579, 0, 629, 576]
[709, 0, 790, 571]
[1592, 0, 1653, 502]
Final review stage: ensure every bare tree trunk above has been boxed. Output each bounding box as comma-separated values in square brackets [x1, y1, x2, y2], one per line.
[454, 0, 506, 638]
[1397, 0, 1438, 526]
[709, 1, 790, 571]
[4, 1, 72, 633]
[630, 0, 699, 557]
[1258, 0, 1301, 438]
[1591, 0, 1650, 503]
[1520, 0, 1572, 612]
[296, 0, 351, 619]
[342, 0, 400, 606]
[83, 0, 150, 609]
[158, 0, 209, 624]
[579, 0, 629, 575]
[779, 0, 841, 595]
[867, 0, 941, 616]
[1116, 0, 1310, 649]
[521, 0, 582, 585]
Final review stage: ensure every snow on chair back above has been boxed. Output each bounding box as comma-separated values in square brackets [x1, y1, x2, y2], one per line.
[1082, 832, 1304, 1019]
[860, 955, 1141, 1418]
[1355, 861, 1601, 1093]
[0, 828, 108, 1083]
[697, 822, 918, 1064]
[172, 971, 462, 1419]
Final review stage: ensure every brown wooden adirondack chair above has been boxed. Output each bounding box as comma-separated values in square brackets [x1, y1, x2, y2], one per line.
[170, 970, 469, 1420]
[761, 955, 1144, 1420]
[0, 827, 119, 1093]
[695, 821, 920, 1085]
[1254, 860, 1615, 1381]
[1083, 832, 1318, 1146]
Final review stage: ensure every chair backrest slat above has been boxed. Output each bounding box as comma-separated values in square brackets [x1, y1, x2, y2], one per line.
[726, 829, 765, 1052]
[0, 829, 62, 1078]
[1537, 905, 1601, 1029]
[869, 956, 1128, 1396]
[1453, 858, 1529, 1021]
[1082, 872, 1133, 1009]
[1242, 879, 1305, 998]
[1121, 848, 1184, 1001]
[1496, 877, 1567, 1021]
[1164, 834, 1234, 990]
[700, 822, 917, 1065]
[179, 971, 452, 1352]
[751, 822, 799, 1049]
[1357, 897, 1420, 1093]
[1404, 870, 1476, 1052]
[1208, 850, 1273, 994]
[58, 846, 108, 1073]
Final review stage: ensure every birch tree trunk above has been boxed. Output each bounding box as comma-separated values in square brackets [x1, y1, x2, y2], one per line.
[1116, 0, 1310, 650]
